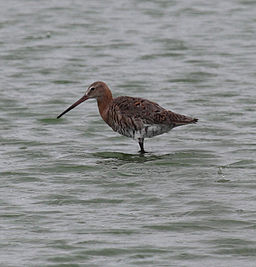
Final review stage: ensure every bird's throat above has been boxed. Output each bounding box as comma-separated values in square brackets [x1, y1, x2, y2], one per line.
[97, 94, 113, 123]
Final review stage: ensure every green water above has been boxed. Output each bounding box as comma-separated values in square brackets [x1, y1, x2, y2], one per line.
[1, 0, 256, 266]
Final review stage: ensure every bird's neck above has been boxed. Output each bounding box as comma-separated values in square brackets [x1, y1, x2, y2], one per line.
[97, 91, 113, 123]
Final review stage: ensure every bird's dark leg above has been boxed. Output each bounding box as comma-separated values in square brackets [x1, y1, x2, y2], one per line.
[138, 138, 146, 153]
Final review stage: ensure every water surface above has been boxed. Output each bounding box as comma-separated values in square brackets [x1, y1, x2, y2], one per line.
[1, 0, 256, 266]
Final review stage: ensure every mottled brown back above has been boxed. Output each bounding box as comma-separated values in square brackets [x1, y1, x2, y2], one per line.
[110, 96, 197, 127]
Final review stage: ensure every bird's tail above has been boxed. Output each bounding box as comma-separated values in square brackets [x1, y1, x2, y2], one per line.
[168, 111, 198, 127]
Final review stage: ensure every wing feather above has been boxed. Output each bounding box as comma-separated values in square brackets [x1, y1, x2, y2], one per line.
[111, 96, 197, 126]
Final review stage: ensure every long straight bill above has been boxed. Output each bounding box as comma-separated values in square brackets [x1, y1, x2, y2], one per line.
[57, 95, 88, 119]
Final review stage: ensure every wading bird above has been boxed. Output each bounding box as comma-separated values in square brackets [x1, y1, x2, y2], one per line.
[57, 81, 198, 153]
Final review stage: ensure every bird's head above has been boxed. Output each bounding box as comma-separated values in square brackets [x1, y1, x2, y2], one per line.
[57, 81, 112, 119]
[85, 81, 110, 99]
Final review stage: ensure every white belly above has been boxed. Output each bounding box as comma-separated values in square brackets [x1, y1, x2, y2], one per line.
[112, 123, 174, 139]
[137, 124, 174, 139]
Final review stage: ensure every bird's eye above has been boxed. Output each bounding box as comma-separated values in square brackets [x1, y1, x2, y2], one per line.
[90, 87, 95, 91]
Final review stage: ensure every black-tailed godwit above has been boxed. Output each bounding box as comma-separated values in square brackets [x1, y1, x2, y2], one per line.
[57, 81, 198, 153]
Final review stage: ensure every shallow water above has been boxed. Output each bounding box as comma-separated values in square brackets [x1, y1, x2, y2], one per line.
[1, 0, 256, 266]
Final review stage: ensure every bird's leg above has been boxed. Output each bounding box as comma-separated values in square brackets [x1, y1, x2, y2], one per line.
[138, 138, 145, 153]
